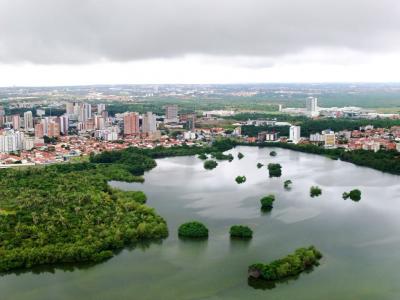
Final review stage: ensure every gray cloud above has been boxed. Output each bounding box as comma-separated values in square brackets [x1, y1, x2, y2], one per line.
[0, 0, 399, 64]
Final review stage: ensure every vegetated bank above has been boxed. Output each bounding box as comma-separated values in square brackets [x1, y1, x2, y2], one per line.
[0, 140, 235, 272]
[237, 141, 400, 175]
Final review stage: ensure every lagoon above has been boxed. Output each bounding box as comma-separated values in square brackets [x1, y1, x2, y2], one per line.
[2, 146, 400, 299]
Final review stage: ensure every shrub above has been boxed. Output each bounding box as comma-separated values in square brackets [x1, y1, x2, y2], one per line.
[204, 160, 218, 170]
[310, 186, 322, 197]
[260, 194, 275, 210]
[268, 163, 282, 177]
[230, 225, 253, 239]
[178, 221, 209, 238]
[284, 180, 292, 189]
[269, 151, 277, 157]
[257, 163, 264, 169]
[198, 153, 208, 160]
[235, 175, 247, 184]
[238, 152, 244, 159]
[343, 189, 361, 201]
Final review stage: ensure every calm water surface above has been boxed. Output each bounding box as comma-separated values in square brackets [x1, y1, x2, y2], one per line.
[2, 146, 400, 299]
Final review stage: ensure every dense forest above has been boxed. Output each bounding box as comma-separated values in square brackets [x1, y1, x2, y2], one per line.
[0, 140, 235, 272]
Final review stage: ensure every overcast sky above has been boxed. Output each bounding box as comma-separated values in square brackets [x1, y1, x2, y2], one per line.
[1, 0, 400, 86]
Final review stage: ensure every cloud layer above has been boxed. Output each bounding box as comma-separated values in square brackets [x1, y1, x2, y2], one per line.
[1, 0, 400, 64]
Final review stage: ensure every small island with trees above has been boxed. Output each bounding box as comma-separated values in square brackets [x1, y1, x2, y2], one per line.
[260, 194, 276, 210]
[310, 186, 322, 197]
[284, 180, 292, 190]
[268, 163, 282, 177]
[269, 151, 277, 157]
[248, 246, 323, 282]
[238, 152, 244, 159]
[230, 225, 253, 239]
[204, 160, 218, 170]
[235, 175, 247, 184]
[257, 162, 264, 169]
[343, 189, 361, 201]
[178, 221, 209, 238]
[211, 152, 234, 161]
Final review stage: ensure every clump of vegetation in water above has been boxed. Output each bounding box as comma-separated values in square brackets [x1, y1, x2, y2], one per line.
[235, 175, 247, 184]
[198, 153, 208, 160]
[204, 160, 218, 170]
[178, 221, 209, 238]
[310, 186, 322, 197]
[269, 151, 277, 157]
[268, 163, 282, 177]
[257, 163, 264, 169]
[260, 194, 275, 210]
[230, 225, 253, 239]
[284, 180, 292, 189]
[248, 246, 323, 281]
[343, 189, 361, 201]
[238, 152, 244, 159]
[211, 152, 234, 161]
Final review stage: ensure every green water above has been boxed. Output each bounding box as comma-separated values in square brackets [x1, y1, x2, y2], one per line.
[2, 146, 400, 299]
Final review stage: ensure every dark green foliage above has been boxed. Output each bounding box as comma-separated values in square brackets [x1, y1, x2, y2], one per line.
[268, 163, 282, 177]
[310, 186, 322, 197]
[211, 152, 234, 161]
[235, 175, 247, 184]
[178, 221, 208, 238]
[284, 180, 292, 189]
[204, 160, 218, 170]
[0, 163, 168, 272]
[260, 195, 275, 210]
[257, 162, 264, 169]
[198, 153, 208, 160]
[238, 152, 244, 159]
[230, 225, 253, 239]
[248, 246, 322, 281]
[343, 189, 361, 201]
[269, 151, 277, 157]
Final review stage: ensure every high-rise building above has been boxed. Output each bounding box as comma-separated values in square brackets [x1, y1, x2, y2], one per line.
[165, 105, 178, 123]
[97, 104, 106, 114]
[84, 104, 92, 120]
[289, 125, 301, 144]
[306, 97, 318, 117]
[66, 102, 75, 115]
[24, 111, 34, 131]
[183, 114, 196, 131]
[0, 106, 4, 128]
[142, 112, 157, 134]
[59, 115, 69, 135]
[78, 103, 92, 122]
[12, 115, 20, 130]
[47, 121, 60, 137]
[0, 130, 25, 153]
[94, 115, 105, 130]
[35, 123, 44, 138]
[124, 112, 140, 135]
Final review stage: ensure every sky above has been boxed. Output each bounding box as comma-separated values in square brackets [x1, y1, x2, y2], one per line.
[1, 0, 400, 86]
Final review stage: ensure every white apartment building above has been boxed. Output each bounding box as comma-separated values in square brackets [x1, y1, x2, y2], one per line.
[289, 126, 301, 144]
